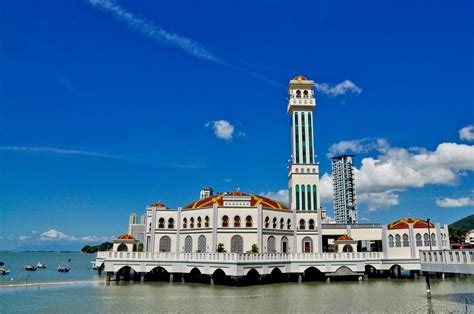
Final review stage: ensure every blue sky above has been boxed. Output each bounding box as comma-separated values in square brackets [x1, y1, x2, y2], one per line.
[0, 0, 473, 250]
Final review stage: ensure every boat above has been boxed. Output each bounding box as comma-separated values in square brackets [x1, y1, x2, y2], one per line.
[57, 265, 70, 272]
[25, 265, 37, 271]
[36, 262, 46, 268]
[0, 266, 10, 275]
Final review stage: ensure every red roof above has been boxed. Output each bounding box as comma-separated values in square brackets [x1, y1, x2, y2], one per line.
[293, 75, 308, 81]
[117, 234, 135, 240]
[387, 218, 434, 230]
[337, 235, 354, 241]
[150, 201, 168, 208]
[183, 191, 289, 210]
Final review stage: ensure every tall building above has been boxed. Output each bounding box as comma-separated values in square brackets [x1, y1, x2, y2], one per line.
[331, 154, 357, 224]
[200, 187, 213, 199]
[287, 75, 320, 212]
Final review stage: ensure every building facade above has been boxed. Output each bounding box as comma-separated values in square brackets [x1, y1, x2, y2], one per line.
[331, 154, 357, 224]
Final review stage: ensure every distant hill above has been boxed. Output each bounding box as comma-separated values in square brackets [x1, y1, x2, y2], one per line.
[450, 214, 474, 232]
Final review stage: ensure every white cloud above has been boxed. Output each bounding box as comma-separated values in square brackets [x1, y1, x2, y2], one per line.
[224, 178, 232, 183]
[360, 217, 370, 222]
[319, 173, 334, 202]
[206, 120, 235, 140]
[315, 80, 362, 97]
[459, 125, 474, 141]
[19, 236, 30, 241]
[260, 189, 289, 204]
[0, 146, 125, 160]
[39, 229, 111, 243]
[357, 190, 400, 212]
[324, 138, 474, 211]
[436, 197, 474, 208]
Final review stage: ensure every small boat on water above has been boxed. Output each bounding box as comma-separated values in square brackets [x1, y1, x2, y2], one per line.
[25, 265, 37, 271]
[57, 265, 70, 272]
[36, 262, 46, 268]
[0, 266, 10, 275]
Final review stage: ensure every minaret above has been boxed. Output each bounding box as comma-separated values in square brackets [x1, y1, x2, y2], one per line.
[287, 75, 320, 212]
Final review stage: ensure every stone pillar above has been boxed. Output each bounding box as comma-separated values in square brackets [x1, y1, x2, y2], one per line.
[382, 225, 388, 259]
[317, 207, 323, 253]
[106, 272, 113, 282]
[326, 277, 331, 283]
[140, 272, 145, 282]
[408, 223, 416, 258]
[212, 203, 218, 253]
[170, 273, 174, 283]
[150, 207, 157, 252]
[210, 277, 215, 285]
[176, 208, 181, 253]
[443, 224, 450, 248]
[435, 223, 442, 250]
[346, 224, 352, 237]
[293, 210, 297, 253]
[257, 204, 263, 253]
[298, 274, 303, 283]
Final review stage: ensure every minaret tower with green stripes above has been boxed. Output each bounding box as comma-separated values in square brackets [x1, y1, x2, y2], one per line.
[287, 75, 320, 212]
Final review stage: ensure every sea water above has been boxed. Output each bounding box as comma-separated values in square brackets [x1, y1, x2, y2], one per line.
[0, 252, 473, 313]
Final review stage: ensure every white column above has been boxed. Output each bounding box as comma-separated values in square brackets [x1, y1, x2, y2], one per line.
[257, 204, 262, 253]
[297, 111, 303, 164]
[382, 225, 388, 259]
[408, 224, 416, 258]
[150, 208, 157, 253]
[176, 207, 181, 253]
[293, 210, 297, 253]
[212, 203, 218, 253]
[317, 207, 322, 253]
[435, 223, 442, 250]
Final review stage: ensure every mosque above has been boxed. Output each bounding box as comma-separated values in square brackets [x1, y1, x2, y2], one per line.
[99, 76, 451, 283]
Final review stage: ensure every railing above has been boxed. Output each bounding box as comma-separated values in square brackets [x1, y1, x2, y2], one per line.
[321, 223, 381, 229]
[96, 251, 383, 262]
[420, 249, 474, 265]
[290, 99, 314, 105]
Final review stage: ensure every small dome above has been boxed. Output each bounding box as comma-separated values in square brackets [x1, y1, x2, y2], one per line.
[388, 218, 434, 230]
[337, 235, 354, 241]
[117, 234, 135, 240]
[293, 75, 308, 81]
[150, 201, 168, 208]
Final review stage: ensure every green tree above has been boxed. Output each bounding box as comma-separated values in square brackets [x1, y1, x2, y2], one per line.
[217, 243, 226, 253]
[138, 243, 144, 252]
[448, 226, 467, 244]
[251, 244, 259, 253]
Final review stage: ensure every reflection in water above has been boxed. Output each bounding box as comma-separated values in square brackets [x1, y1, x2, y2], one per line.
[0, 277, 473, 313]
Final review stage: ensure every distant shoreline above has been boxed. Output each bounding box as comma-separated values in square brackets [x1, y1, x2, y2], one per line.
[0, 279, 102, 290]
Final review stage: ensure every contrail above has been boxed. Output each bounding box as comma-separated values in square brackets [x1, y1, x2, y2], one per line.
[87, 0, 282, 87]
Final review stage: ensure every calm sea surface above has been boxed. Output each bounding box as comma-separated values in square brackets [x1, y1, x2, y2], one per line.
[0, 252, 473, 313]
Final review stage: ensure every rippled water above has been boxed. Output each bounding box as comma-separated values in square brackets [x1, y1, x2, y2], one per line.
[0, 253, 473, 313]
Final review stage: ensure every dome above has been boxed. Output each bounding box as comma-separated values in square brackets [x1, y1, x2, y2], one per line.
[293, 75, 308, 81]
[183, 191, 289, 210]
[337, 235, 354, 241]
[387, 218, 434, 230]
[117, 234, 135, 240]
[150, 201, 168, 208]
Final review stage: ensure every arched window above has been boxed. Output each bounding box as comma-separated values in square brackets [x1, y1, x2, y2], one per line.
[402, 234, 409, 247]
[301, 113, 306, 163]
[182, 218, 187, 229]
[190, 217, 195, 228]
[295, 185, 300, 210]
[281, 236, 289, 253]
[265, 216, 270, 228]
[204, 216, 210, 228]
[431, 233, 437, 246]
[168, 218, 174, 229]
[184, 236, 192, 253]
[197, 216, 202, 228]
[416, 233, 422, 246]
[299, 219, 306, 230]
[280, 218, 285, 229]
[307, 184, 312, 211]
[234, 216, 241, 227]
[301, 185, 306, 210]
[287, 218, 291, 230]
[267, 236, 276, 254]
[273, 217, 277, 228]
[302, 237, 312, 253]
[303, 90, 308, 98]
[342, 244, 353, 252]
[222, 215, 229, 227]
[388, 235, 394, 247]
[294, 113, 299, 163]
[309, 219, 315, 230]
[231, 235, 243, 253]
[296, 90, 301, 98]
[423, 233, 430, 246]
[159, 236, 171, 252]
[246, 216, 253, 227]
[395, 234, 401, 247]
[313, 185, 317, 210]
[198, 235, 206, 253]
[117, 243, 128, 252]
[158, 218, 165, 229]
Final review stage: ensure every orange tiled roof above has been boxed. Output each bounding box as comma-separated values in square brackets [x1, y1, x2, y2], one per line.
[337, 235, 354, 241]
[117, 234, 135, 240]
[293, 75, 308, 81]
[182, 191, 289, 210]
[387, 218, 434, 230]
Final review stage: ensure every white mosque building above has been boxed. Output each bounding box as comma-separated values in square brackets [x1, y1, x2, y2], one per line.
[97, 76, 451, 283]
